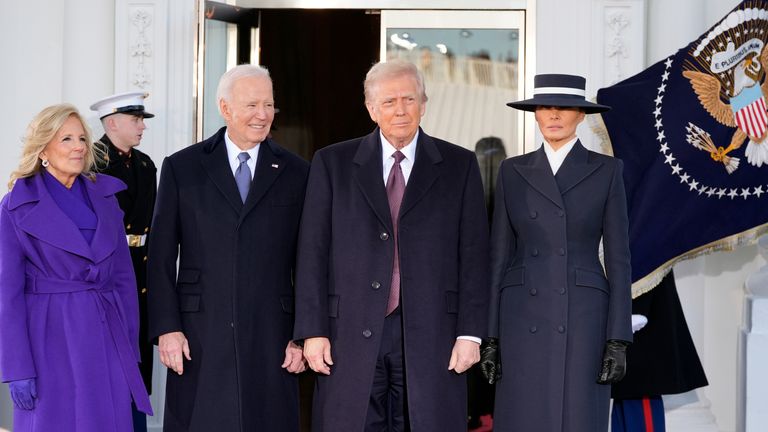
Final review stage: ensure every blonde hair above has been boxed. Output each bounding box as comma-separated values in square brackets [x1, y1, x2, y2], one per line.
[8, 104, 100, 190]
[364, 59, 428, 104]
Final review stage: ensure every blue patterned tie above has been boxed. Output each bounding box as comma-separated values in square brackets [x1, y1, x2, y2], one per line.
[235, 152, 251, 203]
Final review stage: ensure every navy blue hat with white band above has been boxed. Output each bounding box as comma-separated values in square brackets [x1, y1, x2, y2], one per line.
[506, 74, 610, 114]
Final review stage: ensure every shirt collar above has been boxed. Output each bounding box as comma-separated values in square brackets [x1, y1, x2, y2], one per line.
[543, 136, 578, 159]
[380, 130, 419, 162]
[224, 129, 260, 162]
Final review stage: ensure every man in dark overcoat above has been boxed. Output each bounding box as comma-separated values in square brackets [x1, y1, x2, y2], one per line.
[90, 91, 157, 432]
[484, 74, 633, 432]
[294, 59, 489, 431]
[148, 65, 308, 431]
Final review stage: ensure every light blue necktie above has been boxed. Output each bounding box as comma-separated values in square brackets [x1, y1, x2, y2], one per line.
[235, 152, 251, 203]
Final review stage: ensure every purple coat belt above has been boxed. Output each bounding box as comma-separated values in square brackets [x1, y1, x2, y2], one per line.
[24, 274, 152, 415]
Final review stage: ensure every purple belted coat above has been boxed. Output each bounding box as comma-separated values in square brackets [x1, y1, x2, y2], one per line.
[0, 173, 152, 432]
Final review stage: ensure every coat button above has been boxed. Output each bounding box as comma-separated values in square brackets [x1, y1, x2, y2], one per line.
[529, 211, 538, 219]
[143, 256, 148, 262]
[362, 329, 373, 338]
[144, 227, 149, 233]
[557, 248, 565, 256]
[380, 232, 390, 241]
[557, 210, 565, 217]
[529, 288, 537, 296]
[559, 287, 566, 295]
[557, 325, 565, 333]
[371, 281, 381, 290]
[141, 288, 147, 294]
[531, 248, 539, 257]
[529, 326, 537, 333]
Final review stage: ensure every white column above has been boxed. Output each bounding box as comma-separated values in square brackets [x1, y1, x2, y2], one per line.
[114, 1, 198, 429]
[740, 236, 768, 432]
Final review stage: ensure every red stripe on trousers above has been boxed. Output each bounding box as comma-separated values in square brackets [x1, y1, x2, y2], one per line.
[642, 397, 654, 432]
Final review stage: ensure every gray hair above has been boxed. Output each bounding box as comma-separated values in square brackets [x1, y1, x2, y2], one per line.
[216, 64, 272, 113]
[364, 59, 428, 104]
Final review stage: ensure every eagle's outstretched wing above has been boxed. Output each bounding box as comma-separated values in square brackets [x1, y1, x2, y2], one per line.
[760, 43, 768, 95]
[682, 70, 736, 127]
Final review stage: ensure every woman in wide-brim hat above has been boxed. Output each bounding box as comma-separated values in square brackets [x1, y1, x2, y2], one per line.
[481, 74, 633, 432]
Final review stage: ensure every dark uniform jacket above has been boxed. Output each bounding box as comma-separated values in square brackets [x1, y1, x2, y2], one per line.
[488, 141, 633, 432]
[611, 270, 708, 399]
[294, 128, 489, 432]
[97, 134, 157, 391]
[148, 127, 309, 432]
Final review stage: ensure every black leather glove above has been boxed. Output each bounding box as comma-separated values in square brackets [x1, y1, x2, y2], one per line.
[479, 338, 502, 384]
[596, 339, 630, 384]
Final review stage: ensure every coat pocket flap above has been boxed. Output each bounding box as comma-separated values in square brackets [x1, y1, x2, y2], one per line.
[177, 269, 200, 284]
[328, 294, 340, 318]
[280, 296, 294, 314]
[574, 268, 609, 293]
[179, 294, 201, 312]
[500, 266, 525, 289]
[445, 291, 459, 314]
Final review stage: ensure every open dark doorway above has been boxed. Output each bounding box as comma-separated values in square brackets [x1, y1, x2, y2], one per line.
[260, 9, 381, 161]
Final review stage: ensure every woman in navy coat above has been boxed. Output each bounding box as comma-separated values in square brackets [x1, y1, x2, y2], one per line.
[0, 104, 151, 431]
[483, 75, 633, 432]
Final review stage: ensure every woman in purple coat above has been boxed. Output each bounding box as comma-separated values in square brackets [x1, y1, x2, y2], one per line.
[0, 104, 152, 431]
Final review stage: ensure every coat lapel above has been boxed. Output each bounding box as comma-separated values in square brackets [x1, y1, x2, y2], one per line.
[353, 129, 394, 231]
[13, 174, 94, 261]
[554, 141, 603, 195]
[240, 139, 285, 222]
[83, 176, 120, 263]
[513, 147, 565, 209]
[201, 129, 244, 214]
[399, 130, 442, 219]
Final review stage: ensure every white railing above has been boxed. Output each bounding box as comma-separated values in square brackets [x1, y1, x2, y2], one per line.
[388, 50, 518, 89]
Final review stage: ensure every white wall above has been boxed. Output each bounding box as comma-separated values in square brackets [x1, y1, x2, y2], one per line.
[0, 0, 115, 189]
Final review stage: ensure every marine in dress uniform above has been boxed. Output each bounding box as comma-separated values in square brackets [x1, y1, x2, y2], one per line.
[91, 92, 157, 432]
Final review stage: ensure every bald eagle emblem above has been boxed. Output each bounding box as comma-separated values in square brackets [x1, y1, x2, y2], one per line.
[683, 36, 768, 171]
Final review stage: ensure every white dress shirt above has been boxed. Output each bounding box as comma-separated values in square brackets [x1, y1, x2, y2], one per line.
[379, 130, 481, 345]
[542, 136, 578, 175]
[380, 130, 418, 185]
[224, 129, 259, 178]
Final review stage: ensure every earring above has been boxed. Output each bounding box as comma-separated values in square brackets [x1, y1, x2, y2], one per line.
[41, 159, 49, 168]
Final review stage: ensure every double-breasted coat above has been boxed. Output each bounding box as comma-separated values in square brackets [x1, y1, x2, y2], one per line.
[293, 128, 489, 432]
[147, 127, 309, 432]
[0, 173, 151, 432]
[98, 135, 157, 391]
[488, 141, 632, 432]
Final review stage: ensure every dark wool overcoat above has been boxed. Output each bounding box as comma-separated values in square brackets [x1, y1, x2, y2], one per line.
[294, 128, 489, 432]
[148, 127, 308, 431]
[488, 141, 633, 432]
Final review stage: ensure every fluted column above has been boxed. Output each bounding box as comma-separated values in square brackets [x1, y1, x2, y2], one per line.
[741, 235, 768, 432]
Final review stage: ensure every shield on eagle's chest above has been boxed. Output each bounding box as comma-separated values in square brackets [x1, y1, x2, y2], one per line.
[731, 83, 768, 139]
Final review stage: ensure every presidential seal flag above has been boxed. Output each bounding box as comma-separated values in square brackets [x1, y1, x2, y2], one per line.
[596, 0, 768, 295]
